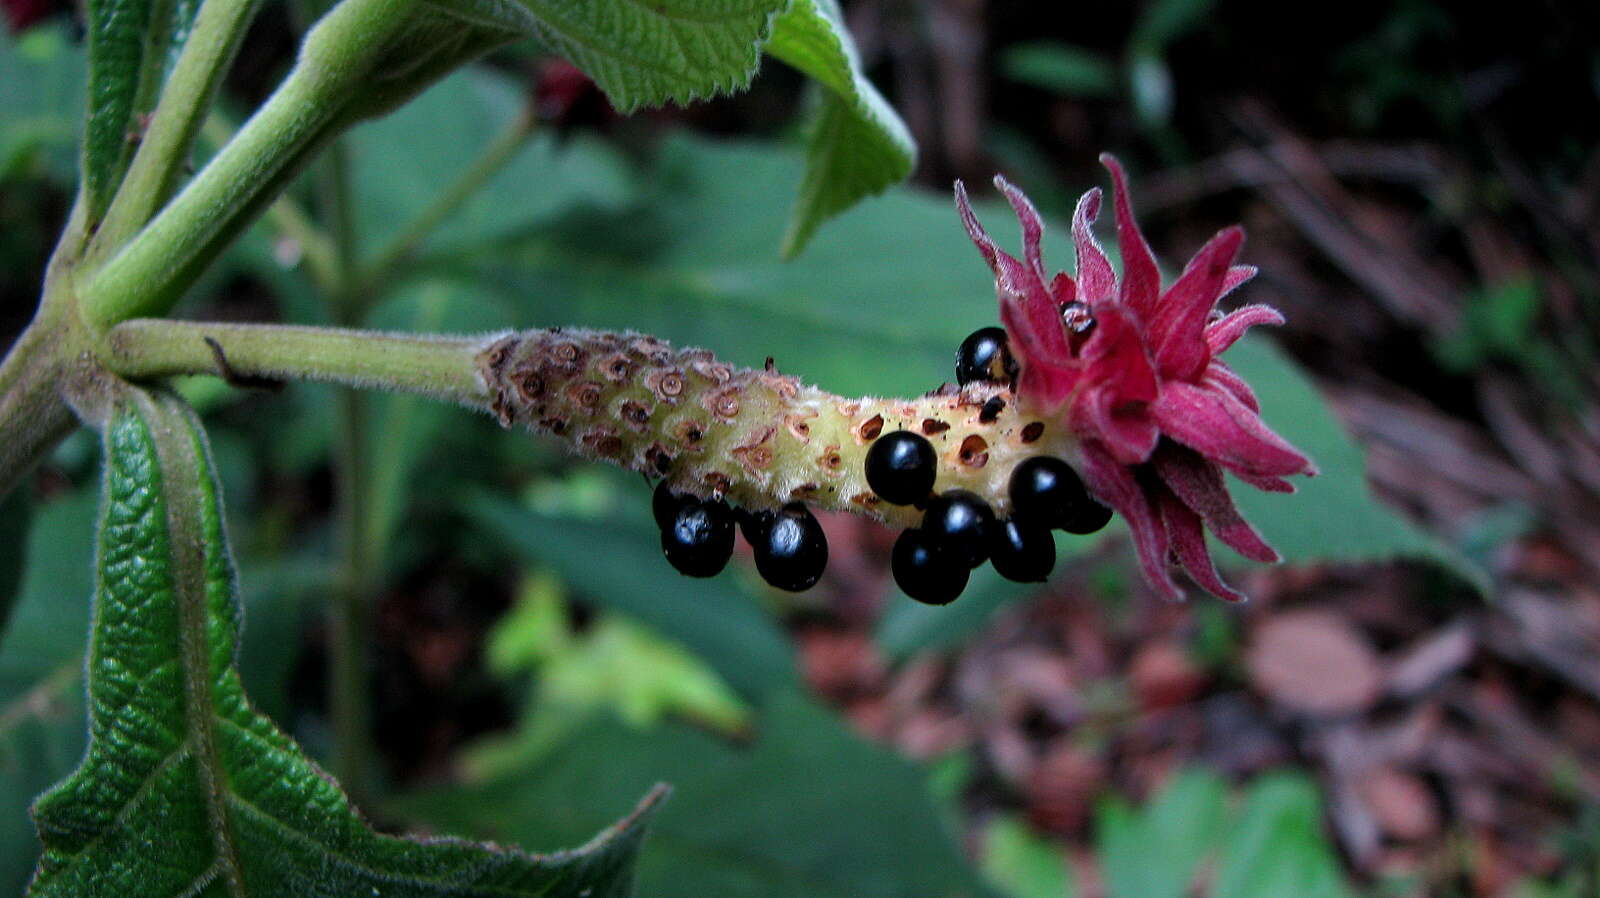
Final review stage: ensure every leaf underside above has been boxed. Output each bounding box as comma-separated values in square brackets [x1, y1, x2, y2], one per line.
[766, 0, 915, 257]
[27, 388, 656, 898]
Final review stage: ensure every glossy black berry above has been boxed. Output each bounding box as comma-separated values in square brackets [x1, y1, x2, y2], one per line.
[748, 504, 829, 592]
[955, 326, 1018, 386]
[1062, 498, 1113, 535]
[990, 519, 1056, 583]
[652, 480, 690, 531]
[661, 498, 735, 578]
[891, 528, 970, 606]
[865, 430, 937, 506]
[1009, 456, 1093, 530]
[921, 489, 996, 569]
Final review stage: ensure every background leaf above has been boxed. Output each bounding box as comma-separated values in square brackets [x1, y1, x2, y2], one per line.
[1212, 774, 1354, 898]
[26, 390, 656, 897]
[0, 485, 95, 896]
[465, 491, 797, 700]
[1095, 770, 1229, 898]
[1223, 337, 1486, 590]
[0, 26, 86, 184]
[514, 0, 788, 113]
[766, 0, 916, 257]
[397, 690, 996, 898]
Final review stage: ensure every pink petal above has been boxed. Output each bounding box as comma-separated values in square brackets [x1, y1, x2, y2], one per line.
[1072, 386, 1159, 464]
[953, 181, 999, 272]
[1100, 154, 1162, 319]
[1232, 471, 1297, 493]
[1205, 304, 1285, 355]
[1156, 486, 1248, 602]
[1201, 361, 1260, 412]
[1219, 264, 1257, 299]
[1152, 381, 1316, 477]
[956, 180, 1071, 364]
[1016, 361, 1076, 411]
[1081, 442, 1183, 600]
[1050, 272, 1076, 305]
[1153, 444, 1280, 563]
[996, 175, 1050, 287]
[1150, 226, 1244, 381]
[1079, 304, 1158, 403]
[1072, 188, 1116, 304]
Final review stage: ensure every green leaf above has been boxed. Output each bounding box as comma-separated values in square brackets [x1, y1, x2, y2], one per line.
[1212, 773, 1354, 898]
[82, 0, 202, 219]
[0, 25, 86, 184]
[0, 489, 32, 646]
[1000, 42, 1118, 98]
[348, 65, 636, 262]
[1095, 770, 1228, 898]
[511, 0, 787, 113]
[981, 816, 1076, 898]
[26, 388, 657, 897]
[1223, 337, 1486, 592]
[465, 492, 797, 700]
[1, 486, 96, 896]
[766, 0, 915, 257]
[488, 573, 751, 734]
[396, 691, 995, 898]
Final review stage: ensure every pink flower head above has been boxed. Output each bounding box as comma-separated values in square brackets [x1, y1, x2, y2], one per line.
[954, 155, 1317, 601]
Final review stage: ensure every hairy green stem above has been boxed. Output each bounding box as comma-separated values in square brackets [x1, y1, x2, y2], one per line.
[80, 0, 419, 329]
[352, 106, 538, 301]
[91, 0, 265, 257]
[201, 113, 341, 293]
[103, 319, 487, 406]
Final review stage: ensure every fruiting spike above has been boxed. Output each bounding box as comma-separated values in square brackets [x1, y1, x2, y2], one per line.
[476, 329, 1081, 529]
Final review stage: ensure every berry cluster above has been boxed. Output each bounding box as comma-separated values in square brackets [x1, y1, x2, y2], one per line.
[654, 480, 829, 592]
[870, 329, 1110, 605]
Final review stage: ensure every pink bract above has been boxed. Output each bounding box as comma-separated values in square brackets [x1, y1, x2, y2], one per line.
[954, 155, 1317, 601]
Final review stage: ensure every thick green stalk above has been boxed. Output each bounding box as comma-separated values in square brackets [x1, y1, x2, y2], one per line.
[90, 0, 265, 257]
[103, 319, 486, 406]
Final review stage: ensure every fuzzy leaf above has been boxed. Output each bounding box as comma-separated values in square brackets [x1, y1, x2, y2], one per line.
[766, 0, 915, 257]
[81, 0, 201, 219]
[26, 388, 656, 898]
[396, 691, 994, 898]
[512, 0, 788, 113]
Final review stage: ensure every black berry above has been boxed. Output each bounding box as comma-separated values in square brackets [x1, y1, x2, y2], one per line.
[1062, 498, 1113, 535]
[1009, 456, 1092, 530]
[748, 503, 829, 592]
[990, 519, 1056, 583]
[955, 326, 1018, 386]
[661, 497, 735, 578]
[921, 489, 996, 568]
[652, 479, 690, 531]
[891, 528, 970, 605]
[865, 430, 937, 506]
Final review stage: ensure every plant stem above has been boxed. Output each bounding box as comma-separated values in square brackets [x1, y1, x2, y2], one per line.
[352, 106, 538, 301]
[79, 0, 418, 329]
[102, 319, 488, 406]
[201, 113, 341, 293]
[329, 386, 372, 804]
[90, 0, 264, 257]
